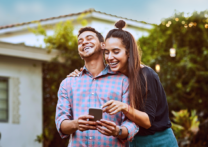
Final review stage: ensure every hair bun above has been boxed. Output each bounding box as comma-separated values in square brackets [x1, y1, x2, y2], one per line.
[115, 20, 126, 29]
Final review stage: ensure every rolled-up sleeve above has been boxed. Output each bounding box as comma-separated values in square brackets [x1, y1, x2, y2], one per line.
[121, 118, 139, 141]
[55, 78, 73, 138]
[120, 77, 139, 142]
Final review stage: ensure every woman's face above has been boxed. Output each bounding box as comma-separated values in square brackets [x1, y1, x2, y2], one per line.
[104, 37, 128, 75]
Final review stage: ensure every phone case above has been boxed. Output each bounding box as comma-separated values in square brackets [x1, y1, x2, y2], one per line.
[89, 108, 103, 121]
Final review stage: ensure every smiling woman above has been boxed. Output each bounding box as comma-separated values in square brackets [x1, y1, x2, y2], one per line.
[102, 20, 178, 147]
[105, 20, 142, 110]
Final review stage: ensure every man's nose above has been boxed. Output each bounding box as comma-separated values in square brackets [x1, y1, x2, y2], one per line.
[82, 39, 88, 45]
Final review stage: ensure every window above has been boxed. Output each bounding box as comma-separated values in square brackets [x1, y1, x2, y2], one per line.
[0, 77, 8, 122]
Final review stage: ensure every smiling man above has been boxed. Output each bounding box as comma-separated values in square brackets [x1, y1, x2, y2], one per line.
[55, 27, 139, 147]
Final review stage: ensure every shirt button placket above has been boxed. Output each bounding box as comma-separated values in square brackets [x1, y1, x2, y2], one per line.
[91, 78, 96, 107]
[89, 78, 96, 146]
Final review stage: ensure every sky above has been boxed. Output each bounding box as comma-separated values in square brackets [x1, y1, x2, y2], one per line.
[0, 0, 208, 26]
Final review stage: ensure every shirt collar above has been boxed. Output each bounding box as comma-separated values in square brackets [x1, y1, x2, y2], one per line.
[80, 65, 117, 77]
[102, 65, 117, 75]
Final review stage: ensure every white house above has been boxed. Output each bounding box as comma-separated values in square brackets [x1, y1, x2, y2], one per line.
[0, 41, 59, 147]
[0, 9, 153, 147]
[0, 9, 153, 48]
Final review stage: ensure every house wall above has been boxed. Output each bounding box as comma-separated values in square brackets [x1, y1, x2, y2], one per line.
[0, 56, 42, 147]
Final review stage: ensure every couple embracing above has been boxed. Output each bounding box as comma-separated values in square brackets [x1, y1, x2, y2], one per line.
[55, 20, 178, 147]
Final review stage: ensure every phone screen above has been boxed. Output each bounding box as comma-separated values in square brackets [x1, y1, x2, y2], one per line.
[89, 107, 103, 121]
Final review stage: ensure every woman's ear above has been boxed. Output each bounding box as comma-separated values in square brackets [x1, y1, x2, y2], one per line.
[101, 42, 105, 49]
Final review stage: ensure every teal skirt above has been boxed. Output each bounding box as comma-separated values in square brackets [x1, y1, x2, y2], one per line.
[129, 128, 178, 147]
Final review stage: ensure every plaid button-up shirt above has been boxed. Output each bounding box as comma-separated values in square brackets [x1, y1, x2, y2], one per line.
[55, 65, 139, 147]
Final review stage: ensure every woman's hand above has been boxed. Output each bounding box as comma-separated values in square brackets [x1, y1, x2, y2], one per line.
[67, 67, 83, 77]
[96, 119, 118, 136]
[102, 100, 128, 115]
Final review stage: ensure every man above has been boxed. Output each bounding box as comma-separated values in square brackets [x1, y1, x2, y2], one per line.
[55, 27, 139, 147]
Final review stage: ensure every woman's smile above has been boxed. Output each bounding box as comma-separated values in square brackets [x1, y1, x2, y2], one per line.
[104, 37, 128, 75]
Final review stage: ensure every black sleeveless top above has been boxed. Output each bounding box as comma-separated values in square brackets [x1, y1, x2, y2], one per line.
[136, 66, 171, 136]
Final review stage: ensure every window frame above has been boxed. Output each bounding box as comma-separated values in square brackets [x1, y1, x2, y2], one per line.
[0, 77, 9, 122]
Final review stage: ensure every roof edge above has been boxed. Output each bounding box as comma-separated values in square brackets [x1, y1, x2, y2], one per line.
[0, 8, 156, 31]
[0, 41, 63, 62]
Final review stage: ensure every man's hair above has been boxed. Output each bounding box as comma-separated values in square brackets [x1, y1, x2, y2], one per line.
[78, 27, 104, 42]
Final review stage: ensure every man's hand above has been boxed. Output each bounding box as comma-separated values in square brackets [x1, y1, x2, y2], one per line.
[96, 119, 118, 136]
[77, 115, 97, 132]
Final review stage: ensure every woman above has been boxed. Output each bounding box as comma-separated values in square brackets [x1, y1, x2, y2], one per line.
[69, 20, 178, 147]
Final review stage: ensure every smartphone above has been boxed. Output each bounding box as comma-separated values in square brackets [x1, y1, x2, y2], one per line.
[89, 107, 103, 121]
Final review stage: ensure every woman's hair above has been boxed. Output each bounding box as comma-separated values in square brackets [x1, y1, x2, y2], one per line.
[105, 20, 145, 110]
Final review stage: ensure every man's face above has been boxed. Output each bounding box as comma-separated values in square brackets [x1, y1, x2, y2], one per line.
[78, 31, 102, 59]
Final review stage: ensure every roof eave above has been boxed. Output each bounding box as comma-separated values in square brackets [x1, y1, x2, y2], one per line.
[91, 11, 154, 29]
[0, 14, 83, 34]
[0, 9, 155, 34]
[0, 41, 62, 62]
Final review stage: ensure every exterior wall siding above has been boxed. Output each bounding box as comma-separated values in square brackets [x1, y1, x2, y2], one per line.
[0, 56, 42, 147]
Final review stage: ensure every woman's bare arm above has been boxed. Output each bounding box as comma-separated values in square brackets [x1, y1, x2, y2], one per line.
[102, 100, 151, 129]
